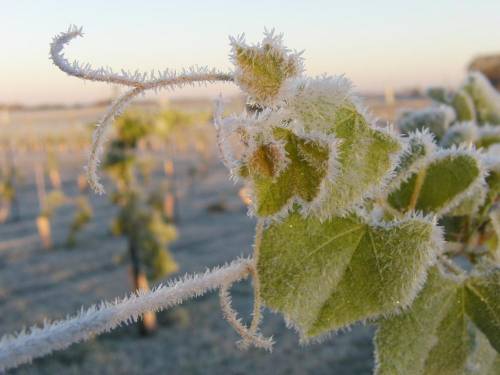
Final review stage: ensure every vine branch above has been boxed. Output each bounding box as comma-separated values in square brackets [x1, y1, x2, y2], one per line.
[0, 258, 252, 372]
[50, 25, 234, 193]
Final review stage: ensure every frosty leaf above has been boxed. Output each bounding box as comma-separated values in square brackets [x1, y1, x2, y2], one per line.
[375, 268, 471, 375]
[241, 128, 332, 218]
[446, 183, 486, 217]
[314, 106, 401, 218]
[388, 149, 484, 216]
[287, 102, 399, 218]
[477, 125, 500, 149]
[467, 328, 500, 375]
[376, 265, 500, 375]
[427, 87, 452, 104]
[421, 287, 472, 375]
[282, 75, 354, 134]
[257, 210, 439, 339]
[241, 143, 286, 178]
[397, 106, 456, 140]
[255, 77, 402, 218]
[440, 122, 478, 149]
[489, 208, 500, 262]
[465, 268, 500, 353]
[390, 130, 436, 190]
[231, 31, 303, 106]
[463, 71, 500, 125]
[452, 90, 477, 122]
[486, 355, 500, 375]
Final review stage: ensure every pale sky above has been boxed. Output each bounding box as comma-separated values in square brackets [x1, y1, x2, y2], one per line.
[1, 0, 499, 104]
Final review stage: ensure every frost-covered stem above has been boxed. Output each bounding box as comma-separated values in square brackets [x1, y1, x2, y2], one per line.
[50, 26, 234, 193]
[0, 258, 252, 372]
[437, 255, 465, 276]
[50, 26, 233, 90]
[219, 279, 274, 351]
[249, 220, 265, 335]
[213, 97, 235, 171]
[87, 87, 143, 193]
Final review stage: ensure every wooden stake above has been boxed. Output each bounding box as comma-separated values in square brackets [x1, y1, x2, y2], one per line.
[129, 233, 157, 335]
[49, 169, 62, 190]
[77, 173, 87, 193]
[35, 164, 51, 249]
[36, 216, 52, 249]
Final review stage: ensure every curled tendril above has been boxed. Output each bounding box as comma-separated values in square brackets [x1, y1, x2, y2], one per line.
[50, 25, 234, 193]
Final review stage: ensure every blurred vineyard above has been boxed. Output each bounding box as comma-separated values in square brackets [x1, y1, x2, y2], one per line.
[0, 95, 429, 374]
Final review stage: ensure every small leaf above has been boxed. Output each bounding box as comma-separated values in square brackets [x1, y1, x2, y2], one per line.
[231, 31, 303, 106]
[467, 329, 499, 375]
[465, 267, 500, 353]
[463, 72, 500, 125]
[390, 130, 436, 190]
[279, 77, 402, 218]
[440, 122, 478, 148]
[388, 149, 484, 216]
[477, 125, 500, 149]
[427, 87, 452, 104]
[447, 183, 486, 217]
[243, 128, 333, 218]
[452, 90, 477, 122]
[257, 211, 439, 339]
[397, 106, 456, 140]
[375, 267, 480, 375]
[316, 107, 401, 218]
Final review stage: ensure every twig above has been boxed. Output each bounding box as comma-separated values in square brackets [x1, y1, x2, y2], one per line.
[50, 26, 234, 193]
[0, 258, 252, 372]
[219, 278, 274, 351]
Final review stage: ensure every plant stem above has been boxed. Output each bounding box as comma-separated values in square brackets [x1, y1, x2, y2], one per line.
[0, 258, 253, 372]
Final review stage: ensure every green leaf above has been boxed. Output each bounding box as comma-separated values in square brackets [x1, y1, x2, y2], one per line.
[280, 78, 402, 218]
[390, 130, 436, 190]
[422, 287, 473, 375]
[465, 268, 500, 353]
[257, 210, 439, 339]
[447, 184, 486, 217]
[440, 122, 478, 149]
[486, 355, 500, 375]
[463, 72, 500, 125]
[397, 106, 456, 140]
[311, 105, 401, 218]
[376, 266, 500, 375]
[477, 126, 500, 149]
[427, 87, 452, 104]
[467, 330, 499, 375]
[242, 128, 331, 218]
[231, 32, 302, 105]
[489, 208, 500, 262]
[388, 150, 483, 216]
[452, 90, 477, 122]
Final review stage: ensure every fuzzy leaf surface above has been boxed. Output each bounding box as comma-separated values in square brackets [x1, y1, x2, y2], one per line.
[463, 72, 500, 125]
[465, 268, 500, 353]
[231, 34, 302, 105]
[398, 107, 455, 140]
[241, 128, 330, 217]
[452, 90, 477, 122]
[257, 211, 438, 339]
[309, 106, 401, 218]
[388, 152, 481, 215]
[374, 268, 500, 375]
